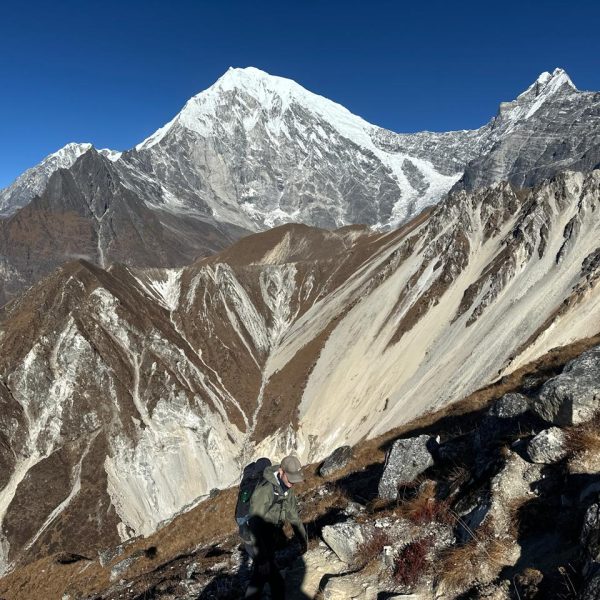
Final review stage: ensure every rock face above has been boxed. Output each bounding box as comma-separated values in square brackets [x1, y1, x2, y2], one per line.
[319, 446, 353, 477]
[378, 436, 435, 500]
[531, 346, 600, 425]
[455, 69, 600, 192]
[0, 149, 248, 305]
[525, 427, 567, 464]
[0, 143, 96, 216]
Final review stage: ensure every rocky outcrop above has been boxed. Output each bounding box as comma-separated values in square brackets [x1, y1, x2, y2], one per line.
[531, 346, 600, 425]
[378, 436, 436, 500]
[526, 427, 567, 464]
[319, 446, 353, 477]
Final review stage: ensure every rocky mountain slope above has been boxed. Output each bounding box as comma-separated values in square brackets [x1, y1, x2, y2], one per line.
[0, 148, 248, 305]
[0, 143, 121, 217]
[2, 68, 600, 305]
[2, 335, 600, 599]
[1, 169, 600, 577]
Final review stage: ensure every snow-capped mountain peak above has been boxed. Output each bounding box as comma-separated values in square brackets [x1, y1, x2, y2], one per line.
[521, 67, 576, 99]
[51, 141, 93, 162]
[497, 67, 577, 128]
[130, 66, 464, 230]
[0, 142, 93, 216]
[136, 66, 374, 151]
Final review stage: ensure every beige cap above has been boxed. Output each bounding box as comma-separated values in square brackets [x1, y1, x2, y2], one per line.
[281, 455, 304, 483]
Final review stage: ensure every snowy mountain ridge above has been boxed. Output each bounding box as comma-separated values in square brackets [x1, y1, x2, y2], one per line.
[0, 143, 121, 217]
[3, 66, 598, 235]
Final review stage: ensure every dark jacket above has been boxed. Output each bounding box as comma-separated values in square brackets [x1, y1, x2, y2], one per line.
[248, 465, 307, 555]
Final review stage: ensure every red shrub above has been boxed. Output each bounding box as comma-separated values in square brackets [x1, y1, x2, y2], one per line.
[393, 537, 433, 587]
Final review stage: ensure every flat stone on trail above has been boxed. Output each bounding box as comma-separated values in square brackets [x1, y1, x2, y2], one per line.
[321, 519, 366, 564]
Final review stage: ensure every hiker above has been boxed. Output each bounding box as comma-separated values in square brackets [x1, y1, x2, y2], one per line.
[244, 455, 308, 600]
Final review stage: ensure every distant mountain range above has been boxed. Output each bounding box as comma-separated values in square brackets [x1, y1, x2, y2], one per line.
[1, 67, 600, 304]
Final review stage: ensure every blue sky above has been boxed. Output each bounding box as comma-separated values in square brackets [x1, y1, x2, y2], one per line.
[1, 0, 599, 188]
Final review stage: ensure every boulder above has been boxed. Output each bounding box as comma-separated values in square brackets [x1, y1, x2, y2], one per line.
[319, 446, 353, 477]
[582, 504, 600, 562]
[488, 392, 529, 419]
[320, 572, 380, 600]
[378, 435, 436, 500]
[321, 519, 367, 564]
[343, 501, 366, 517]
[531, 346, 600, 426]
[581, 565, 600, 600]
[525, 427, 567, 464]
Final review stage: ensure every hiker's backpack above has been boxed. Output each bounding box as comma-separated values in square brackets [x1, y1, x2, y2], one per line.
[235, 457, 272, 552]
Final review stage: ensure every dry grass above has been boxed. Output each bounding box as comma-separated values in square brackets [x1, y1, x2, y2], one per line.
[563, 414, 600, 473]
[435, 523, 515, 596]
[565, 415, 600, 455]
[396, 481, 455, 526]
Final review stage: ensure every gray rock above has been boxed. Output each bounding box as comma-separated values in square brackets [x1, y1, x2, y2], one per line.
[488, 392, 529, 419]
[525, 427, 567, 463]
[581, 565, 600, 600]
[378, 435, 436, 500]
[99, 543, 126, 567]
[531, 346, 600, 425]
[321, 520, 367, 564]
[343, 501, 365, 517]
[319, 446, 353, 477]
[582, 504, 600, 562]
[109, 556, 137, 582]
